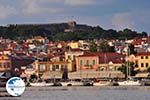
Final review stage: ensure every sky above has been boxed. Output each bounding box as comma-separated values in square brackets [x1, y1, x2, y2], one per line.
[0, 0, 150, 33]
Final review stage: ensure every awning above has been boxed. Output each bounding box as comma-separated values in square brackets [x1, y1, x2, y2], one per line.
[40, 71, 125, 79]
[135, 73, 150, 78]
[41, 71, 62, 79]
[68, 71, 125, 79]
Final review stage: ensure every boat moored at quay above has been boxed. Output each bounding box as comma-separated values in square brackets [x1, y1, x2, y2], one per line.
[118, 80, 141, 86]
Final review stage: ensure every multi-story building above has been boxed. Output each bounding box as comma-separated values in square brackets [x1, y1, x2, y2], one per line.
[97, 53, 125, 71]
[75, 52, 125, 79]
[135, 52, 150, 72]
[65, 49, 84, 71]
[65, 49, 84, 61]
[34, 60, 73, 79]
[76, 52, 125, 71]
[76, 53, 99, 71]
[0, 54, 12, 73]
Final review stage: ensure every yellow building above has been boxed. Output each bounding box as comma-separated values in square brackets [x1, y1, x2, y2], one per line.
[0, 54, 12, 72]
[135, 52, 150, 72]
[68, 42, 79, 49]
[26, 36, 45, 43]
[34, 60, 73, 79]
[65, 49, 84, 61]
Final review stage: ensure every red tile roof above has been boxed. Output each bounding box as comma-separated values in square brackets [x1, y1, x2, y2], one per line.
[98, 53, 125, 64]
[78, 54, 98, 57]
[132, 37, 150, 45]
[136, 52, 150, 56]
[78, 52, 125, 64]
[10, 56, 35, 68]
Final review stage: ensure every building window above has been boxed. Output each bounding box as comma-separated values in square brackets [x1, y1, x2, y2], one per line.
[52, 65, 59, 71]
[68, 55, 71, 59]
[100, 67, 105, 71]
[73, 55, 76, 60]
[141, 56, 144, 59]
[146, 56, 148, 59]
[55, 65, 59, 70]
[46, 65, 50, 71]
[80, 60, 83, 65]
[4, 63, 8, 68]
[61, 65, 67, 71]
[93, 60, 96, 65]
[86, 60, 89, 66]
[39, 65, 44, 72]
[141, 63, 144, 67]
[61, 65, 64, 71]
[146, 63, 149, 68]
[52, 65, 56, 71]
[135, 63, 138, 68]
[7, 62, 11, 68]
[0, 63, 3, 68]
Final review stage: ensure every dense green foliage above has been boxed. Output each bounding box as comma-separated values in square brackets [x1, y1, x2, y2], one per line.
[118, 62, 137, 78]
[89, 40, 115, 52]
[0, 23, 148, 41]
[147, 67, 150, 73]
[89, 41, 97, 52]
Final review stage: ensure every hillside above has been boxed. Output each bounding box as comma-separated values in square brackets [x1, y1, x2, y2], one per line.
[0, 22, 148, 41]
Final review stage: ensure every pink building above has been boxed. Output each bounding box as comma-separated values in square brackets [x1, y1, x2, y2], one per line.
[76, 54, 99, 71]
[76, 52, 125, 71]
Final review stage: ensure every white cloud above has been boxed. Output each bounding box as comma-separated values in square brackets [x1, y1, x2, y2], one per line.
[111, 12, 135, 30]
[0, 5, 16, 20]
[21, 0, 116, 16]
[22, 0, 64, 16]
[64, 0, 96, 6]
[64, 0, 116, 6]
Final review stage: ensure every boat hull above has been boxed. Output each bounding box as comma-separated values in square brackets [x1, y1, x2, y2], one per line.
[94, 82, 110, 86]
[60, 81, 83, 86]
[30, 82, 53, 87]
[118, 81, 141, 86]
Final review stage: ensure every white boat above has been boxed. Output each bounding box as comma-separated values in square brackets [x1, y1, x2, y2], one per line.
[117, 45, 141, 86]
[94, 81, 110, 86]
[60, 81, 71, 86]
[82, 79, 94, 86]
[30, 82, 53, 87]
[70, 81, 83, 86]
[60, 81, 83, 86]
[118, 80, 141, 86]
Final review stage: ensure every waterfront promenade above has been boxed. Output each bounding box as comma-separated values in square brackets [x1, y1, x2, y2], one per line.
[1, 86, 150, 100]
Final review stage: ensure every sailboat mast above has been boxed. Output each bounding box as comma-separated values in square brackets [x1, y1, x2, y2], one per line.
[128, 45, 131, 78]
[126, 44, 130, 79]
[104, 53, 107, 70]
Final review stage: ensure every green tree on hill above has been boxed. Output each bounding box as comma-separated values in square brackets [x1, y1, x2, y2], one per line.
[89, 41, 97, 52]
[0, 24, 148, 41]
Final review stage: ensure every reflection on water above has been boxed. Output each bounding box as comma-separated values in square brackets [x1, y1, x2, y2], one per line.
[1, 86, 150, 100]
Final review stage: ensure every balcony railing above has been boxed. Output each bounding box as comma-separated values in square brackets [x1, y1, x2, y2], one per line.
[84, 65, 93, 69]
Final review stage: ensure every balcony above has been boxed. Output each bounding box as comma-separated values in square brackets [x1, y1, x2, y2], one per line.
[84, 65, 93, 69]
